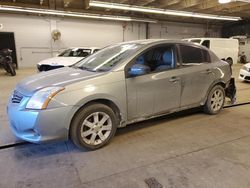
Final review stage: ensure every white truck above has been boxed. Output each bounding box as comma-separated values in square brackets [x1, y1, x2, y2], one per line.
[184, 38, 239, 65]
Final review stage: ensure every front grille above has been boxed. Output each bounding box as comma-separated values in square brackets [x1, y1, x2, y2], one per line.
[38, 64, 64, 72]
[11, 90, 23, 103]
[245, 76, 250, 80]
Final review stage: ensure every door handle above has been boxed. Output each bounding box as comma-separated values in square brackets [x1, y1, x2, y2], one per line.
[169, 76, 180, 82]
[201, 69, 213, 74]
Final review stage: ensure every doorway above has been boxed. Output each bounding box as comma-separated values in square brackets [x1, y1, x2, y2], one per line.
[0, 32, 18, 68]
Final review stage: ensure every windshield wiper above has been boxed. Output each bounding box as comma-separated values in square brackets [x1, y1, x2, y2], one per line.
[70, 65, 81, 69]
[95, 68, 108, 72]
[79, 66, 96, 72]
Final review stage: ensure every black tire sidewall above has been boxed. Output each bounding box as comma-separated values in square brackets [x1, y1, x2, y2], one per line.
[10, 65, 16, 76]
[7, 63, 16, 76]
[70, 103, 118, 150]
[205, 85, 225, 115]
[226, 58, 233, 66]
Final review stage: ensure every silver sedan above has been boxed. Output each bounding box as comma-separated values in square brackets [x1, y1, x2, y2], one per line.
[7, 39, 235, 149]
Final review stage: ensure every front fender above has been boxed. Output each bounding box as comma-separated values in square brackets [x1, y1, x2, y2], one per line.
[51, 79, 127, 123]
[75, 93, 126, 119]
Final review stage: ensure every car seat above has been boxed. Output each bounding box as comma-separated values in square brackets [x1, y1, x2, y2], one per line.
[136, 55, 145, 65]
[155, 51, 174, 71]
[133, 55, 151, 74]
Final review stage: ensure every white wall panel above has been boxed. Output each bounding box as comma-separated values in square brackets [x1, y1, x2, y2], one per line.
[149, 22, 220, 39]
[0, 13, 220, 67]
[0, 14, 146, 67]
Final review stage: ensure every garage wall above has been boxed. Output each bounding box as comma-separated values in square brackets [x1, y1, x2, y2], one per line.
[0, 13, 220, 67]
[0, 14, 147, 67]
[149, 22, 220, 39]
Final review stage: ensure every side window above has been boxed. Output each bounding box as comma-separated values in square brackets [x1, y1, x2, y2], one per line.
[190, 39, 201, 44]
[179, 45, 204, 65]
[132, 45, 176, 74]
[93, 49, 99, 53]
[201, 40, 210, 48]
[77, 49, 91, 57]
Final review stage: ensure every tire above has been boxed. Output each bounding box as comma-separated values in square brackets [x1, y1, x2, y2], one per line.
[7, 63, 16, 76]
[70, 103, 118, 150]
[13, 62, 18, 70]
[226, 58, 233, 66]
[204, 85, 225, 115]
[4, 64, 10, 73]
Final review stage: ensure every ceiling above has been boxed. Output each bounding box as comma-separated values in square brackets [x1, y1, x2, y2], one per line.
[0, 0, 249, 24]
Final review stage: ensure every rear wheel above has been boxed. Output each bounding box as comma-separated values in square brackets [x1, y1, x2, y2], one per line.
[6, 63, 16, 76]
[70, 103, 118, 150]
[204, 85, 225, 115]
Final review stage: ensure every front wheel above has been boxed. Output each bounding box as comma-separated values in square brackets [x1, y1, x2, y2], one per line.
[70, 103, 118, 150]
[204, 85, 225, 115]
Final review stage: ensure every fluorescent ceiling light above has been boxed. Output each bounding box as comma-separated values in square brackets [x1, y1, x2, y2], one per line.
[90, 1, 241, 21]
[219, 0, 232, 3]
[219, 0, 250, 3]
[0, 5, 157, 23]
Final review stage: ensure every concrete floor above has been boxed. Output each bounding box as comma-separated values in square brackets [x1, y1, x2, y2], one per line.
[0, 68, 37, 144]
[0, 64, 250, 188]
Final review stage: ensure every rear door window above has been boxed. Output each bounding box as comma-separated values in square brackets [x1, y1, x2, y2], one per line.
[179, 44, 204, 65]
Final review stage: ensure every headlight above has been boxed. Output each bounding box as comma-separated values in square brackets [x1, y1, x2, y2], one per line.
[26, 87, 64, 110]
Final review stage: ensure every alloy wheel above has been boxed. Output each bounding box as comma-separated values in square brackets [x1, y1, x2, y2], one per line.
[210, 89, 224, 112]
[80, 112, 112, 146]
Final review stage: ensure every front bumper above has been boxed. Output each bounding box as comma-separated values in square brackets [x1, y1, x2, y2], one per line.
[239, 69, 250, 81]
[7, 95, 76, 143]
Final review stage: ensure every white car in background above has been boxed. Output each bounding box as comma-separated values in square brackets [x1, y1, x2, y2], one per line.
[239, 63, 250, 82]
[37, 47, 99, 72]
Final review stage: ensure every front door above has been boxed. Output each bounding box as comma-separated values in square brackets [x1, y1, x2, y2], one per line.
[125, 44, 182, 121]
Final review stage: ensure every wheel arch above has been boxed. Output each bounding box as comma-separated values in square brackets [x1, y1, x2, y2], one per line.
[69, 98, 124, 139]
[203, 80, 226, 105]
[226, 57, 233, 66]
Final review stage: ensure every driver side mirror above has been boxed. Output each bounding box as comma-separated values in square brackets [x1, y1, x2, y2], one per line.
[128, 64, 150, 77]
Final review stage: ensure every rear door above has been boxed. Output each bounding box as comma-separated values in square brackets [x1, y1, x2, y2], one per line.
[177, 44, 215, 107]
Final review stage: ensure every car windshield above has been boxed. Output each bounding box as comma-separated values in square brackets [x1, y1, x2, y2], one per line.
[58, 48, 92, 57]
[73, 43, 143, 72]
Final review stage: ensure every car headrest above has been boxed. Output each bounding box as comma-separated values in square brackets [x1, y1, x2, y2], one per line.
[136, 55, 145, 65]
[162, 51, 173, 66]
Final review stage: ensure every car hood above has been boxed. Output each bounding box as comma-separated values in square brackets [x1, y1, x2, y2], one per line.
[243, 63, 250, 68]
[16, 67, 105, 96]
[37, 57, 84, 66]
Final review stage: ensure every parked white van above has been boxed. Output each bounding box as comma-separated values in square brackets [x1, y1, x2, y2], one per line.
[184, 38, 239, 65]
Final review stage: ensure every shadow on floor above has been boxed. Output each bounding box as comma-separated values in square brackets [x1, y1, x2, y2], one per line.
[5, 107, 204, 157]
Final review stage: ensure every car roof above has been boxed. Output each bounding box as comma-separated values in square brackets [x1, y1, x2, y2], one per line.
[68, 47, 100, 50]
[116, 39, 206, 49]
[184, 37, 237, 41]
[116, 39, 196, 46]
